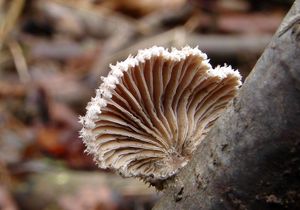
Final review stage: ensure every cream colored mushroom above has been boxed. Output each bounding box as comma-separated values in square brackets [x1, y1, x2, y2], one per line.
[80, 46, 242, 186]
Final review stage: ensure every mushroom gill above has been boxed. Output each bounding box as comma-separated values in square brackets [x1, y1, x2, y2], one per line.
[80, 46, 242, 185]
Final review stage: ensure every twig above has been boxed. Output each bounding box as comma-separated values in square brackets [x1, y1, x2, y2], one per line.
[8, 40, 30, 84]
[0, 0, 25, 49]
[278, 14, 300, 36]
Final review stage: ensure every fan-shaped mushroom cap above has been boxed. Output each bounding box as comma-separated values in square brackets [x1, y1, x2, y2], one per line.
[80, 46, 241, 185]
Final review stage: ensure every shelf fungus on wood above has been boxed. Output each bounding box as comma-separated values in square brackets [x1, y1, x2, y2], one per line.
[79, 46, 242, 188]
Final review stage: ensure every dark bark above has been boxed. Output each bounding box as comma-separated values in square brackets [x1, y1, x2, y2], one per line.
[153, 1, 300, 210]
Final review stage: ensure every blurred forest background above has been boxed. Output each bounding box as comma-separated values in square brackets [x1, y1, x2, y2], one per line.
[0, 0, 293, 209]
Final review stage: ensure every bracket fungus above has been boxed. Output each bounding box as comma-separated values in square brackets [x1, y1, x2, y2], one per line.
[80, 46, 242, 188]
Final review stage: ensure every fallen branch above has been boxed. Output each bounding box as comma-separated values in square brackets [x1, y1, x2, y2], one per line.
[153, 1, 300, 209]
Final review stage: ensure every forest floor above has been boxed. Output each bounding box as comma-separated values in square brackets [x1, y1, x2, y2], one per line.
[0, 0, 292, 209]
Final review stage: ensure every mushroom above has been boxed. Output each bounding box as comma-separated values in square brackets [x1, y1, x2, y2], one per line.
[80, 46, 242, 188]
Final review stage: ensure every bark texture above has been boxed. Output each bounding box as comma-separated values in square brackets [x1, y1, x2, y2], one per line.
[153, 1, 300, 210]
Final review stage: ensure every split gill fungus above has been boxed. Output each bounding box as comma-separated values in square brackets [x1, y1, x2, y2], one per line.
[80, 46, 242, 188]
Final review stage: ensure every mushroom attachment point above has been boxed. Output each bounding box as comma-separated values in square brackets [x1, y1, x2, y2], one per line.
[80, 46, 242, 188]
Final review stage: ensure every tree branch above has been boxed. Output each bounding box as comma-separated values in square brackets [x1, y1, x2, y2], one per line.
[153, 1, 300, 209]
